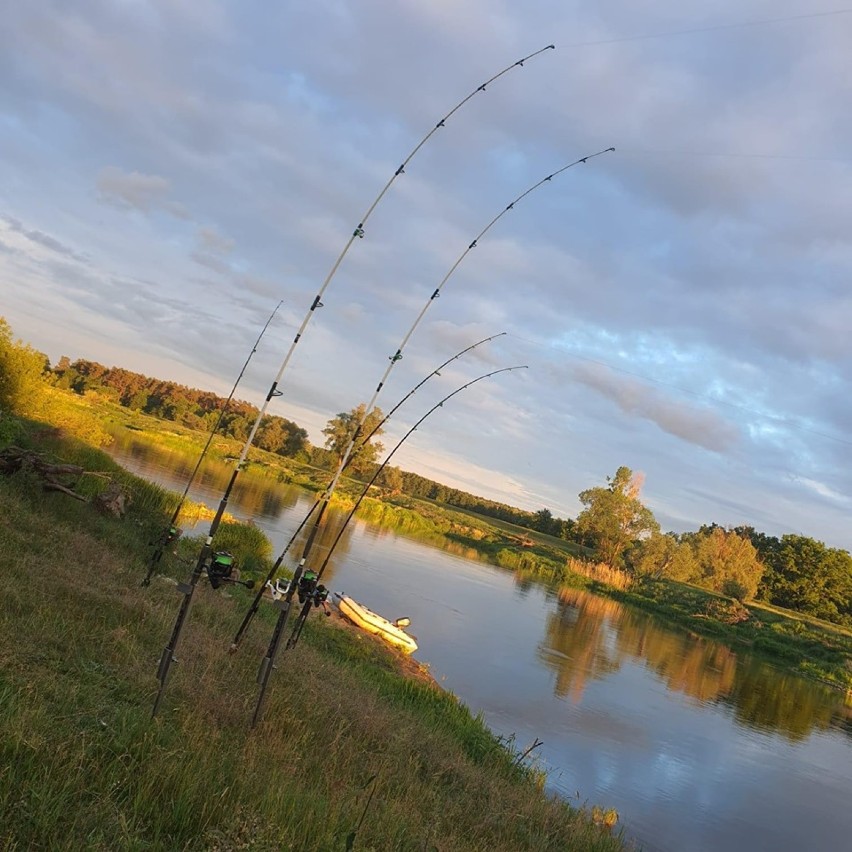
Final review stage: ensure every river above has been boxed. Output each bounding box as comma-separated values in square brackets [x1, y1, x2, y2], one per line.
[109, 433, 852, 852]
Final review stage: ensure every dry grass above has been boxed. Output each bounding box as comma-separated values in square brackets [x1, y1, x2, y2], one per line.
[565, 558, 635, 591]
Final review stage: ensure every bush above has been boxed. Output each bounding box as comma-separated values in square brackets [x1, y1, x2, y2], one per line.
[0, 317, 49, 417]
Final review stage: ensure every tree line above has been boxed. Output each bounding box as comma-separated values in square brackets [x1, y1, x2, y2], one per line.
[52, 357, 310, 458]
[576, 465, 852, 627]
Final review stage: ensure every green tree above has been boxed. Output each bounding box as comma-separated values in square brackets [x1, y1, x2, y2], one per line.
[533, 507, 560, 536]
[322, 403, 385, 476]
[576, 466, 659, 567]
[761, 535, 852, 624]
[0, 318, 49, 417]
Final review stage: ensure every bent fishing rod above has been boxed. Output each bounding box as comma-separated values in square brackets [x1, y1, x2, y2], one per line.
[151, 49, 551, 717]
[142, 301, 282, 588]
[285, 365, 530, 650]
[228, 332, 506, 653]
[250, 365, 527, 727]
[245, 144, 615, 646]
[296, 144, 615, 538]
[243, 145, 615, 722]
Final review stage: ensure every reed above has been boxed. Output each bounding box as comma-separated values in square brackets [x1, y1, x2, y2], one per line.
[565, 558, 635, 591]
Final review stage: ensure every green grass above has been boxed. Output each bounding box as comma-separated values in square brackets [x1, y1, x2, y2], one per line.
[0, 420, 626, 852]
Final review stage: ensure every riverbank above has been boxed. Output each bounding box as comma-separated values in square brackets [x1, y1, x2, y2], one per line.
[0, 419, 625, 851]
[32, 390, 852, 694]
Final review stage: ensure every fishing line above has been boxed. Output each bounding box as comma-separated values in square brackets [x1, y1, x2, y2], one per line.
[243, 147, 613, 721]
[286, 145, 615, 562]
[141, 301, 282, 587]
[228, 332, 506, 652]
[151, 48, 552, 717]
[250, 366, 527, 727]
[285, 367, 529, 650]
[614, 147, 851, 165]
[558, 8, 852, 50]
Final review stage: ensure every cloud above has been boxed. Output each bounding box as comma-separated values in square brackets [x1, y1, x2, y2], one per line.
[96, 166, 189, 217]
[1, 0, 850, 550]
[2, 216, 89, 263]
[197, 226, 235, 254]
[571, 361, 740, 452]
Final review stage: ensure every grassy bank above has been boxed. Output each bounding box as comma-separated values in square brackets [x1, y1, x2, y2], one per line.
[38, 392, 852, 697]
[42, 391, 852, 697]
[0, 423, 624, 851]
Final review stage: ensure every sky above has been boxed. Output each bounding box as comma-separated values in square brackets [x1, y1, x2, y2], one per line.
[1, 1, 850, 551]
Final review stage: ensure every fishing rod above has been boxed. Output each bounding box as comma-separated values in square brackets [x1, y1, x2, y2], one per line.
[244, 144, 614, 724]
[250, 365, 527, 727]
[151, 49, 551, 717]
[142, 301, 282, 588]
[295, 145, 616, 543]
[243, 143, 615, 654]
[286, 365, 530, 650]
[228, 332, 506, 653]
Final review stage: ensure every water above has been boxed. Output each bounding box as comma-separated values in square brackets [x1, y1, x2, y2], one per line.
[111, 433, 852, 852]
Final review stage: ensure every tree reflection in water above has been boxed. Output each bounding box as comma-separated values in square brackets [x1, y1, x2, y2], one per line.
[539, 586, 852, 741]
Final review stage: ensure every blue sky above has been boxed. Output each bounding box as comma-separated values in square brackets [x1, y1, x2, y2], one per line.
[2, 1, 850, 550]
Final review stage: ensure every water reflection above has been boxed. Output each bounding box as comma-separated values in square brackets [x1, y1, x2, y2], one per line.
[108, 430, 360, 580]
[286, 505, 356, 587]
[540, 587, 852, 741]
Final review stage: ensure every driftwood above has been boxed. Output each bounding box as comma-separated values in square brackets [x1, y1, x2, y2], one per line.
[0, 446, 129, 516]
[43, 481, 88, 501]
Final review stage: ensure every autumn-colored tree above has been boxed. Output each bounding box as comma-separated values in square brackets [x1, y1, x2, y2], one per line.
[322, 403, 385, 476]
[693, 527, 764, 601]
[0, 317, 49, 417]
[628, 531, 697, 581]
[255, 415, 308, 457]
[576, 466, 659, 567]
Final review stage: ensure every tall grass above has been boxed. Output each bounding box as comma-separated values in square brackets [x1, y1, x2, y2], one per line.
[0, 424, 626, 852]
[565, 558, 635, 591]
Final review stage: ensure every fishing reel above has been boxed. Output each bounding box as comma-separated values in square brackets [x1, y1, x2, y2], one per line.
[206, 551, 241, 590]
[296, 569, 329, 608]
[150, 524, 182, 549]
[206, 550, 256, 590]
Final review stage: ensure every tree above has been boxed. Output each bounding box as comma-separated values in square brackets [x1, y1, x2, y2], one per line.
[322, 403, 385, 476]
[255, 416, 309, 457]
[533, 507, 561, 536]
[576, 466, 659, 567]
[760, 535, 852, 624]
[0, 318, 49, 417]
[693, 527, 764, 601]
[377, 464, 404, 495]
[628, 531, 697, 581]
